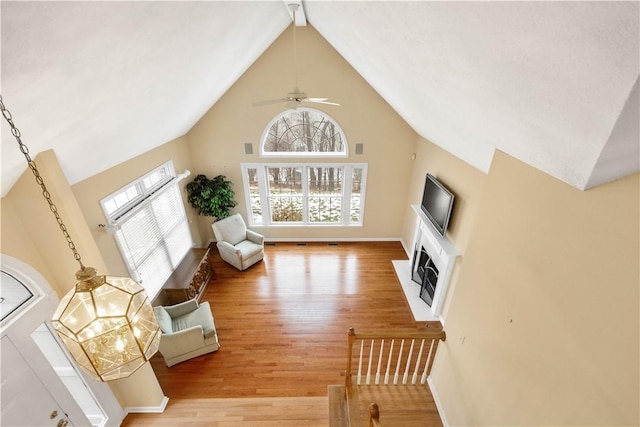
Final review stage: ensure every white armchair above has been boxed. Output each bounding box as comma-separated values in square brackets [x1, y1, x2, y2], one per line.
[153, 299, 220, 367]
[211, 213, 264, 271]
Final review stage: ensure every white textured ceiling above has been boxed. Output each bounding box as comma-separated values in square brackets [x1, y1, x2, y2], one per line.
[2, 1, 638, 197]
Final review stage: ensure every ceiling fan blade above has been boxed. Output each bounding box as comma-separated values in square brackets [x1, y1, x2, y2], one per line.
[307, 97, 329, 102]
[252, 98, 287, 107]
[305, 99, 341, 106]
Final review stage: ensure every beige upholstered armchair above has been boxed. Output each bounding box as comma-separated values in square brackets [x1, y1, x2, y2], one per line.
[211, 213, 264, 271]
[153, 299, 220, 367]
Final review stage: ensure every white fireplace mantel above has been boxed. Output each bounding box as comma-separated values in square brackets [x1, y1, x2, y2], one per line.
[393, 205, 459, 321]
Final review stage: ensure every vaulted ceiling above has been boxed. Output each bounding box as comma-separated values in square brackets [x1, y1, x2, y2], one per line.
[2, 1, 638, 197]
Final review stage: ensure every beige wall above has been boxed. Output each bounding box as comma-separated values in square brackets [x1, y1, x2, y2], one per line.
[187, 24, 417, 241]
[1, 196, 55, 288]
[2, 150, 108, 296]
[429, 150, 639, 426]
[72, 135, 203, 277]
[1, 150, 166, 410]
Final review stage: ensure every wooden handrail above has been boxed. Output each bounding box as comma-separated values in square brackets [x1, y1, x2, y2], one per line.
[348, 328, 447, 342]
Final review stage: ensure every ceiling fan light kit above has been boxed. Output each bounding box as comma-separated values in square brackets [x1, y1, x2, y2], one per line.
[253, 3, 339, 109]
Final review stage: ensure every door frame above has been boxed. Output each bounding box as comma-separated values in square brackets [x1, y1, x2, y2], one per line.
[1, 254, 125, 427]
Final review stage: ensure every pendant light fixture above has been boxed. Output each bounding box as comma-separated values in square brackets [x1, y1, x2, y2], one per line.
[0, 95, 161, 382]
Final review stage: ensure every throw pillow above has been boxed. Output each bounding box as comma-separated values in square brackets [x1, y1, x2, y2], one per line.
[154, 306, 173, 333]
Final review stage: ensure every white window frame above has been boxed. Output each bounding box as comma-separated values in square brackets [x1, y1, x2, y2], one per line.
[100, 161, 193, 299]
[259, 107, 348, 159]
[241, 163, 367, 227]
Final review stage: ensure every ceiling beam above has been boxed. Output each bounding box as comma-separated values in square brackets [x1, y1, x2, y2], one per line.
[284, 0, 307, 26]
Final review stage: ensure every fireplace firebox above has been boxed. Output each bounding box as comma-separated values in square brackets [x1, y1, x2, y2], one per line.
[412, 246, 440, 306]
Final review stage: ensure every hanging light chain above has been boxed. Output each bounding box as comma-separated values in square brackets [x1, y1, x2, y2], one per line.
[0, 95, 85, 270]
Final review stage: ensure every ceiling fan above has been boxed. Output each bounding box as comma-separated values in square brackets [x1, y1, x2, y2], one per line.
[253, 4, 340, 108]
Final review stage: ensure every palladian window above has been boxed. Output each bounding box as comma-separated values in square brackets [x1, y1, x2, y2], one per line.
[243, 108, 366, 227]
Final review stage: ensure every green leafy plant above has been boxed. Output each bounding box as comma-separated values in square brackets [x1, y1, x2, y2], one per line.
[186, 174, 237, 220]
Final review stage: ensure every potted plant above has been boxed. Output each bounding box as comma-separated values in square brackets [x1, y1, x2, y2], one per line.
[185, 174, 237, 221]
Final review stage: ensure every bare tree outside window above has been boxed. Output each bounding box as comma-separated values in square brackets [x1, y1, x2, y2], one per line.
[263, 108, 346, 156]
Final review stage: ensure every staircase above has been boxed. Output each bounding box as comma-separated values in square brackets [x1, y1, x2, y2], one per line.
[329, 325, 446, 427]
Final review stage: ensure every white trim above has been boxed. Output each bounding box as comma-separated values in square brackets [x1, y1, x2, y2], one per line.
[400, 237, 411, 257]
[261, 237, 401, 242]
[109, 176, 177, 226]
[0, 254, 52, 334]
[100, 161, 176, 222]
[124, 396, 169, 414]
[428, 376, 449, 427]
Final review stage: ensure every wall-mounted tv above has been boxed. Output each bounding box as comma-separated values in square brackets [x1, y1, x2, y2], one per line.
[420, 174, 454, 237]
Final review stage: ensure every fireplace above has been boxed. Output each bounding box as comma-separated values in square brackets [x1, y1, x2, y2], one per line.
[400, 205, 460, 320]
[412, 246, 440, 306]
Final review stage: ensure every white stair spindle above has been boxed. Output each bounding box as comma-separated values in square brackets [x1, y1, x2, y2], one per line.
[384, 340, 394, 384]
[403, 339, 415, 384]
[357, 340, 364, 385]
[412, 339, 425, 384]
[366, 339, 374, 384]
[421, 339, 435, 384]
[394, 339, 405, 384]
[375, 340, 384, 384]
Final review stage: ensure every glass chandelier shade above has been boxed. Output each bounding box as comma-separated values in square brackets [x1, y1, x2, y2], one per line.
[52, 267, 161, 382]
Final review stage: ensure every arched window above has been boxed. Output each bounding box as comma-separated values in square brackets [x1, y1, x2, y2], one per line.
[260, 108, 348, 157]
[246, 108, 366, 227]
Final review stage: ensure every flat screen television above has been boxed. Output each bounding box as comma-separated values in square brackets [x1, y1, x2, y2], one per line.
[420, 174, 454, 237]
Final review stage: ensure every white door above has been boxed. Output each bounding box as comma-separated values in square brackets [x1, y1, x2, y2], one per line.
[1, 336, 74, 427]
[1, 254, 125, 427]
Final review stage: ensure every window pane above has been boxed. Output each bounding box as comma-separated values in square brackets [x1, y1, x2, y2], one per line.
[350, 167, 363, 223]
[245, 167, 262, 224]
[268, 167, 302, 194]
[103, 199, 118, 216]
[309, 166, 342, 223]
[108, 184, 140, 214]
[268, 167, 302, 222]
[270, 196, 303, 222]
[143, 166, 170, 191]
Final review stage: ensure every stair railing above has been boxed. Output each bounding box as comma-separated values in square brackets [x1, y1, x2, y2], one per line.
[345, 326, 446, 389]
[344, 326, 446, 426]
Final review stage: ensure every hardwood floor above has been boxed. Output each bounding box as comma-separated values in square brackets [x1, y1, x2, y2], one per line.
[122, 242, 439, 426]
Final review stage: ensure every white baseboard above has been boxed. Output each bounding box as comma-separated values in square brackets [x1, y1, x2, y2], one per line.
[399, 237, 410, 257]
[262, 237, 402, 242]
[428, 376, 449, 427]
[124, 396, 169, 414]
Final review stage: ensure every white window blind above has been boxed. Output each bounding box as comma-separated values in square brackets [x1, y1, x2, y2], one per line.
[102, 162, 192, 300]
